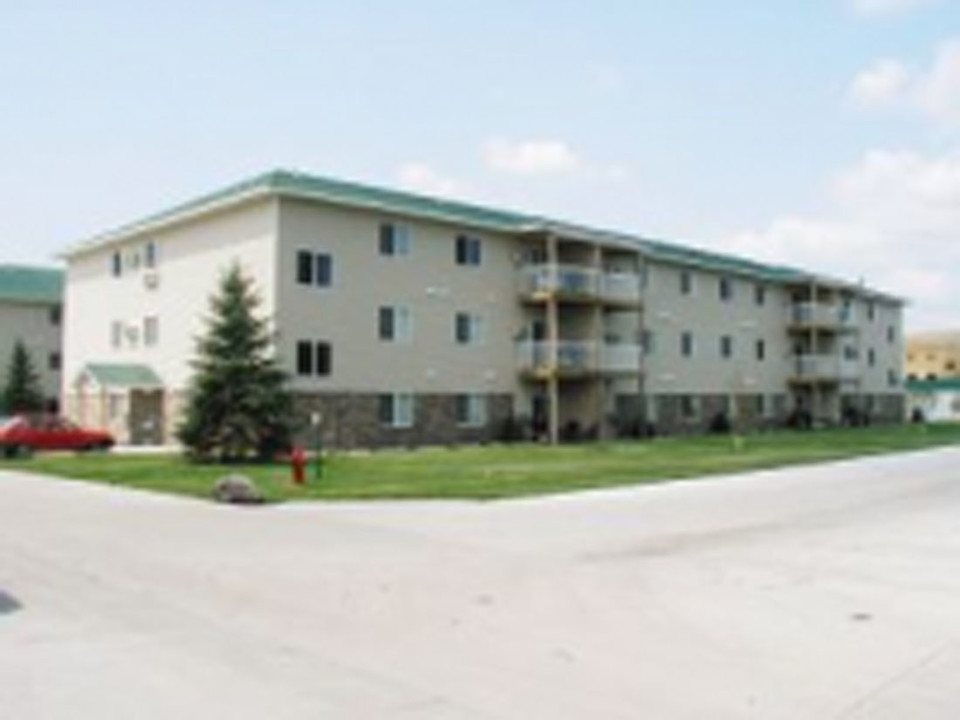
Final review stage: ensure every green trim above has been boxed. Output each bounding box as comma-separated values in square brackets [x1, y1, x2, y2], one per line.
[61, 168, 902, 298]
[82, 363, 164, 389]
[906, 378, 960, 392]
[0, 265, 64, 305]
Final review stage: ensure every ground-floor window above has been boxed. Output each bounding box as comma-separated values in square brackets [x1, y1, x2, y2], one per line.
[679, 394, 700, 421]
[379, 393, 415, 428]
[755, 394, 767, 417]
[455, 394, 487, 427]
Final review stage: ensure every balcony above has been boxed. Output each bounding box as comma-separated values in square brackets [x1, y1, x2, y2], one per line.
[790, 354, 861, 384]
[788, 302, 856, 331]
[518, 264, 642, 305]
[516, 341, 643, 377]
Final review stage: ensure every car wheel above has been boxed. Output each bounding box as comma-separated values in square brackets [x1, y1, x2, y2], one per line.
[14, 445, 33, 459]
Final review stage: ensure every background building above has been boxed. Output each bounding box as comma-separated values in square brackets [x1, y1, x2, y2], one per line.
[905, 330, 960, 422]
[906, 330, 960, 381]
[61, 170, 905, 446]
[0, 265, 64, 412]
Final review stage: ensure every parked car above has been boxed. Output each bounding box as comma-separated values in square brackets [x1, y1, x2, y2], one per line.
[0, 415, 115, 457]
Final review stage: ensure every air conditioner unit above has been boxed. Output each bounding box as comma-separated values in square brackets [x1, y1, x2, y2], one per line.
[143, 272, 160, 290]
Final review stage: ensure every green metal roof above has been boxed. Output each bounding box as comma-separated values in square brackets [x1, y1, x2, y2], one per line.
[906, 377, 960, 392]
[62, 168, 901, 298]
[0, 265, 64, 305]
[82, 363, 163, 389]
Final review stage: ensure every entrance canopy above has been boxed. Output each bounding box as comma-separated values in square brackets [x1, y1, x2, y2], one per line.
[78, 363, 164, 390]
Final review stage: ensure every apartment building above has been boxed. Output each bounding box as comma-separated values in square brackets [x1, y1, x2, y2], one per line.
[0, 265, 64, 411]
[61, 170, 904, 446]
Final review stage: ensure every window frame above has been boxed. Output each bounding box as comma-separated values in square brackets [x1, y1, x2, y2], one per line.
[379, 393, 415, 428]
[454, 312, 483, 345]
[143, 316, 159, 348]
[455, 393, 487, 427]
[455, 234, 482, 266]
[296, 250, 314, 285]
[379, 306, 413, 343]
[718, 276, 733, 302]
[720, 335, 733, 360]
[379, 222, 411, 256]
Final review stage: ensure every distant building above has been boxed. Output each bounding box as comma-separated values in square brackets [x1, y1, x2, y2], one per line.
[906, 331, 960, 381]
[906, 378, 960, 422]
[60, 170, 905, 446]
[0, 265, 64, 412]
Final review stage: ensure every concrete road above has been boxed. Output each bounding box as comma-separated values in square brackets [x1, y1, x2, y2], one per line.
[1, 448, 959, 719]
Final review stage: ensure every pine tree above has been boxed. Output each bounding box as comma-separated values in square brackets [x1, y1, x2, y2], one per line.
[177, 263, 293, 462]
[2, 340, 46, 415]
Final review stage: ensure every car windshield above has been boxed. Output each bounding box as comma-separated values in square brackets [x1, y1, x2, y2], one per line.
[0, 416, 24, 430]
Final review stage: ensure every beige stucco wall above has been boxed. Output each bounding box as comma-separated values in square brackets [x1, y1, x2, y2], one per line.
[642, 262, 793, 397]
[0, 300, 62, 405]
[63, 197, 279, 401]
[275, 198, 526, 397]
[855, 299, 903, 395]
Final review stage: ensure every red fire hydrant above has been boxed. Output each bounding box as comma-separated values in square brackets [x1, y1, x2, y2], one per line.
[291, 446, 306, 485]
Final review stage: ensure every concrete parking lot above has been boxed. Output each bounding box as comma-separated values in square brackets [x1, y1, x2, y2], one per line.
[2, 447, 959, 719]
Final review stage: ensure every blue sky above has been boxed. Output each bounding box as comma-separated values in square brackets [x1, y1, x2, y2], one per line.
[1, 0, 958, 329]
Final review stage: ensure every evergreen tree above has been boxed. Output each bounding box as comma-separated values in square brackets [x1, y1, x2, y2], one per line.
[2, 340, 45, 414]
[177, 263, 292, 462]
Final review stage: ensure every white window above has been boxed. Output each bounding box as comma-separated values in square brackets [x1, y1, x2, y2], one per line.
[111, 321, 123, 349]
[297, 250, 333, 287]
[456, 394, 487, 427]
[455, 235, 482, 266]
[379, 393, 415, 428]
[719, 276, 734, 302]
[144, 241, 158, 269]
[144, 316, 159, 347]
[379, 306, 413, 343]
[454, 312, 483, 345]
[379, 223, 411, 256]
[108, 393, 124, 421]
[641, 329, 655, 356]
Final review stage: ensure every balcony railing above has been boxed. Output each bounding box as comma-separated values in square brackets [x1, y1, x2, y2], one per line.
[600, 272, 643, 304]
[518, 264, 642, 304]
[792, 354, 861, 382]
[516, 341, 643, 375]
[789, 302, 856, 329]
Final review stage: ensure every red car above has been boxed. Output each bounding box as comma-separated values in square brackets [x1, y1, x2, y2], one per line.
[0, 415, 115, 457]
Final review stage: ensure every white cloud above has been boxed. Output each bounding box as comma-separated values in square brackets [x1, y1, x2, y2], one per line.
[849, 39, 960, 125]
[482, 138, 582, 176]
[722, 147, 960, 331]
[850, 0, 932, 17]
[832, 148, 960, 224]
[917, 39, 960, 124]
[848, 59, 911, 106]
[397, 163, 468, 198]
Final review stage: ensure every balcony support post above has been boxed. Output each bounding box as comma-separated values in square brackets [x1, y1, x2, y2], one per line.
[546, 234, 560, 445]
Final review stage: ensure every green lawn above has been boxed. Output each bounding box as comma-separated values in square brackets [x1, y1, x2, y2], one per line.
[2, 423, 959, 502]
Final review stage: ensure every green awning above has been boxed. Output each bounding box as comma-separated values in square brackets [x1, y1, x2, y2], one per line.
[82, 363, 164, 389]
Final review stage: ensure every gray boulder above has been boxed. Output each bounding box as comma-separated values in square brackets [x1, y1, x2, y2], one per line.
[212, 474, 264, 505]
